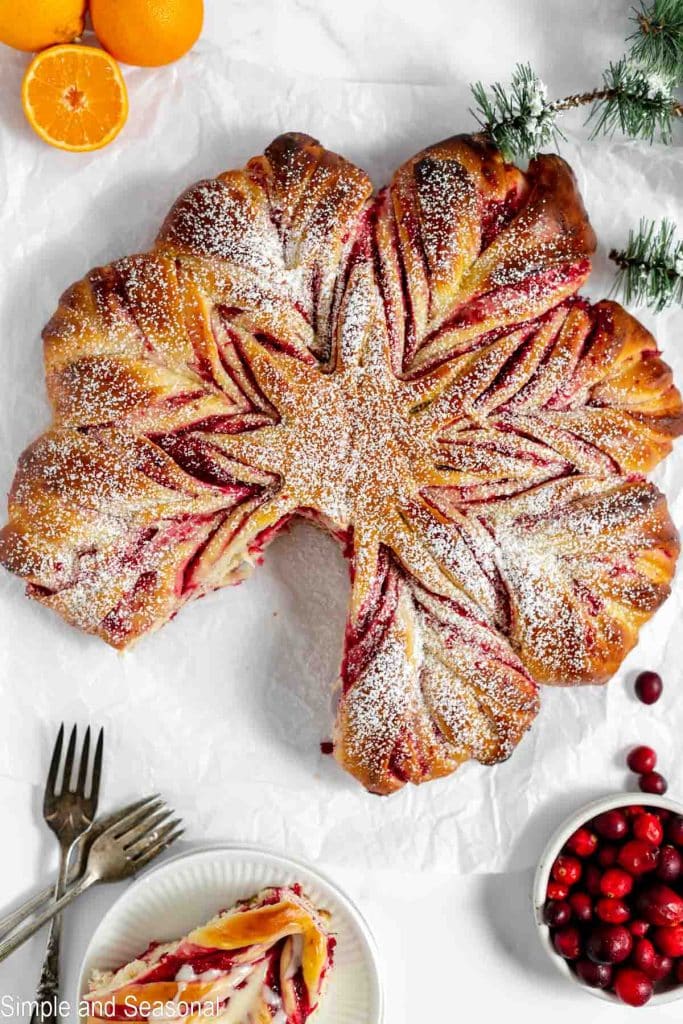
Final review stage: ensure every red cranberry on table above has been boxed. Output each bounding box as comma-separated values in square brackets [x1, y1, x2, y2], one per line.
[656, 845, 682, 883]
[614, 967, 654, 1007]
[566, 827, 598, 858]
[576, 959, 612, 989]
[627, 746, 657, 774]
[593, 809, 628, 841]
[586, 923, 633, 964]
[569, 891, 593, 923]
[553, 925, 582, 960]
[639, 772, 668, 795]
[652, 925, 683, 958]
[596, 897, 631, 925]
[600, 867, 633, 899]
[617, 839, 660, 876]
[634, 670, 663, 705]
[544, 900, 572, 928]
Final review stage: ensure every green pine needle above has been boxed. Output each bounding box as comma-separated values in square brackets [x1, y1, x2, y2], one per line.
[470, 63, 562, 161]
[610, 218, 683, 312]
[589, 58, 678, 142]
[629, 0, 683, 81]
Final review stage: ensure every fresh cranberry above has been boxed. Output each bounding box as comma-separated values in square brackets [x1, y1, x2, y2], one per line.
[639, 771, 668, 795]
[631, 937, 656, 973]
[617, 839, 660, 875]
[584, 864, 602, 897]
[633, 812, 664, 846]
[566, 827, 598, 858]
[600, 868, 633, 899]
[593, 810, 628, 841]
[614, 967, 653, 1007]
[636, 883, 683, 927]
[634, 670, 662, 705]
[547, 880, 569, 901]
[544, 900, 571, 928]
[667, 815, 683, 847]
[575, 959, 612, 989]
[652, 925, 683, 958]
[596, 897, 630, 924]
[569, 891, 593, 923]
[553, 925, 582, 960]
[629, 919, 650, 938]
[552, 855, 582, 887]
[656, 845, 682, 883]
[626, 746, 657, 774]
[597, 845, 617, 868]
[646, 953, 673, 982]
[586, 924, 632, 964]
[624, 805, 646, 819]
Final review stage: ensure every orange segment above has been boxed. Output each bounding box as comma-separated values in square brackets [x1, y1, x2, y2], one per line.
[22, 45, 128, 152]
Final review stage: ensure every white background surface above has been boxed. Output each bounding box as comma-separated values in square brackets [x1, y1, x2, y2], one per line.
[0, 1, 682, 1020]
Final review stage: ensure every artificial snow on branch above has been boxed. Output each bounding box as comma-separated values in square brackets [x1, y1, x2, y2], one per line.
[610, 218, 683, 312]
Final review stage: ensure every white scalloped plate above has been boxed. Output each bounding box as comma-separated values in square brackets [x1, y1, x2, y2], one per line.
[76, 844, 383, 1024]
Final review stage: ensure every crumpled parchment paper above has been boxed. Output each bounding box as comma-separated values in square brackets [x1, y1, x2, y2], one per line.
[0, 44, 681, 878]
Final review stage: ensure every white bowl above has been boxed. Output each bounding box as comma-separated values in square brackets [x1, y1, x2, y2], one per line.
[76, 843, 384, 1024]
[532, 792, 683, 1006]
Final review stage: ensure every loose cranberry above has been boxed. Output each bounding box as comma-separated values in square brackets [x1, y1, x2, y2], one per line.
[593, 810, 628, 841]
[597, 845, 618, 868]
[569, 891, 593, 923]
[566, 827, 598, 858]
[584, 864, 603, 897]
[633, 812, 664, 846]
[667, 815, 683, 847]
[634, 670, 662, 705]
[652, 925, 683, 958]
[629, 919, 650, 938]
[586, 924, 633, 964]
[547, 880, 569, 901]
[553, 925, 582, 960]
[646, 953, 673, 982]
[596, 897, 630, 924]
[656, 845, 682, 883]
[626, 746, 657, 774]
[636, 883, 683, 927]
[552, 855, 582, 887]
[631, 937, 656, 973]
[614, 967, 653, 1007]
[600, 868, 633, 899]
[544, 900, 572, 928]
[575, 959, 612, 989]
[639, 771, 668, 795]
[617, 839, 660, 875]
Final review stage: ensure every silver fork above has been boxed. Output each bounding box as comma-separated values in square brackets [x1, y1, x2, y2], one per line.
[31, 725, 104, 1024]
[0, 796, 160, 942]
[0, 799, 183, 963]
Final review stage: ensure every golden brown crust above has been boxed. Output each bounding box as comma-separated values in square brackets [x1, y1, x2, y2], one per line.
[1, 132, 680, 794]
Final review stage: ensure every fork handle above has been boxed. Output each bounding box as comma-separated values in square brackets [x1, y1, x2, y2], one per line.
[0, 883, 58, 942]
[30, 845, 73, 1024]
[0, 873, 96, 964]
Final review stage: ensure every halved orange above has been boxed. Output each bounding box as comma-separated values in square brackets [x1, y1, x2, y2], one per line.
[22, 44, 128, 152]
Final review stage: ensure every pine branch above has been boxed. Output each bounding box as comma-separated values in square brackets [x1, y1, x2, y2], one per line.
[470, 64, 562, 161]
[629, 0, 683, 80]
[588, 58, 681, 142]
[610, 218, 683, 311]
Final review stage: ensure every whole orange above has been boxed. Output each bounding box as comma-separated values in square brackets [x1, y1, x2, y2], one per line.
[90, 0, 203, 67]
[0, 0, 86, 52]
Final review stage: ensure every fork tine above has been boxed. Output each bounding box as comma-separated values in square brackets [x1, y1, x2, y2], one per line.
[89, 728, 104, 806]
[109, 800, 167, 840]
[125, 813, 179, 855]
[44, 724, 64, 810]
[118, 808, 175, 849]
[62, 725, 78, 794]
[76, 726, 91, 796]
[133, 828, 184, 869]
